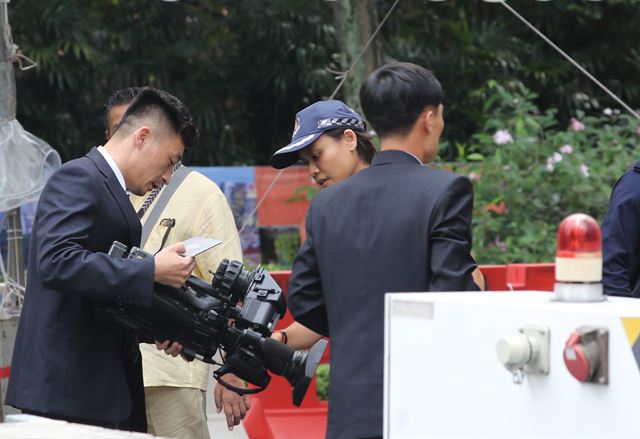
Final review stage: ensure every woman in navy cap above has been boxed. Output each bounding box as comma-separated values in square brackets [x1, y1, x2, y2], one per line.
[269, 100, 376, 348]
[270, 99, 375, 188]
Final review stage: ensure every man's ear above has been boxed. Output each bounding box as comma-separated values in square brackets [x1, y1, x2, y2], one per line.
[422, 108, 435, 134]
[134, 127, 151, 148]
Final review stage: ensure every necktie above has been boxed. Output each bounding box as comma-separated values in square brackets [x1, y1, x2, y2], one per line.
[137, 186, 161, 219]
[136, 163, 182, 219]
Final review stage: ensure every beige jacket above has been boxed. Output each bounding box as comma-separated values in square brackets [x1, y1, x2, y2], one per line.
[131, 170, 242, 390]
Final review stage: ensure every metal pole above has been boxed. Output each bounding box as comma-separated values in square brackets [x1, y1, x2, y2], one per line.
[0, 0, 17, 122]
[5, 208, 24, 299]
[0, 0, 24, 317]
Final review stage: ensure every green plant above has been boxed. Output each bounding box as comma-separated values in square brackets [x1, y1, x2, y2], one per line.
[460, 80, 639, 264]
[256, 262, 291, 272]
[287, 184, 320, 203]
[274, 231, 301, 266]
[315, 363, 330, 400]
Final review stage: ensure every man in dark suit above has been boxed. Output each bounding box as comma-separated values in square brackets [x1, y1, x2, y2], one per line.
[6, 88, 198, 431]
[602, 160, 640, 297]
[286, 62, 479, 439]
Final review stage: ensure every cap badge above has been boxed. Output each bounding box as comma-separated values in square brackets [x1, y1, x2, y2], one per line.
[293, 116, 301, 137]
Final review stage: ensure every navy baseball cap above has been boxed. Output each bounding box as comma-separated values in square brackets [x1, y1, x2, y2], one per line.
[270, 100, 366, 169]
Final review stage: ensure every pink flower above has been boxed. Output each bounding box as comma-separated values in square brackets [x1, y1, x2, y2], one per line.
[546, 158, 554, 172]
[580, 164, 590, 178]
[493, 129, 513, 145]
[559, 144, 573, 154]
[552, 152, 563, 163]
[569, 117, 585, 132]
[493, 237, 508, 252]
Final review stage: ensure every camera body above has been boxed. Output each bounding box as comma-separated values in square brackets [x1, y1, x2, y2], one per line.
[95, 241, 326, 405]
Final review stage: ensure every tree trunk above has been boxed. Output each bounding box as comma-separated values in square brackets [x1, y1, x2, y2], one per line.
[332, 0, 382, 114]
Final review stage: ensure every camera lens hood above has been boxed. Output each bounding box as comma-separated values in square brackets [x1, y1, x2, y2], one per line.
[292, 339, 328, 406]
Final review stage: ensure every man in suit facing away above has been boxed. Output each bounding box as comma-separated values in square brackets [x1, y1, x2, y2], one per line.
[6, 88, 197, 431]
[287, 62, 479, 439]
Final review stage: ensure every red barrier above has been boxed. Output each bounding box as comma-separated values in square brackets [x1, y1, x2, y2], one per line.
[505, 263, 555, 291]
[244, 264, 557, 438]
[479, 265, 508, 291]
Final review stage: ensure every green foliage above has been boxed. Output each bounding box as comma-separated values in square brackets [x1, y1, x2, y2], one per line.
[8, 1, 640, 165]
[287, 184, 320, 203]
[256, 262, 290, 272]
[383, 0, 640, 160]
[315, 363, 330, 400]
[274, 231, 300, 266]
[461, 81, 639, 264]
[9, 0, 339, 164]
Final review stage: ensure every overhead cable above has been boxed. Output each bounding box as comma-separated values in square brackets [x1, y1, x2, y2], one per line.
[497, 0, 640, 120]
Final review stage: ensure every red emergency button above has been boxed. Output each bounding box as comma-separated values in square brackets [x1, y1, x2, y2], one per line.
[563, 331, 594, 382]
[563, 327, 609, 384]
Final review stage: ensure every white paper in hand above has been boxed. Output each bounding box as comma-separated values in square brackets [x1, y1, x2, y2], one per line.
[181, 237, 222, 257]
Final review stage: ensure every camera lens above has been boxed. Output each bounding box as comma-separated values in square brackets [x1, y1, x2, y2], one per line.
[234, 268, 254, 299]
[212, 259, 253, 305]
[290, 339, 328, 406]
[258, 337, 328, 406]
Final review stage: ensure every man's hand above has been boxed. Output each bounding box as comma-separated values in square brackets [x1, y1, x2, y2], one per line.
[153, 242, 195, 288]
[155, 340, 183, 357]
[214, 373, 251, 431]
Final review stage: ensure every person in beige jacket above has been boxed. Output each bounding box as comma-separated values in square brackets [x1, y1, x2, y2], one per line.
[105, 87, 249, 438]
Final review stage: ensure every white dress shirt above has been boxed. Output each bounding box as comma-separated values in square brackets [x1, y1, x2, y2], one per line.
[97, 146, 127, 193]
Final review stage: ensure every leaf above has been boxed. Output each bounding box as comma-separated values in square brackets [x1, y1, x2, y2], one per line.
[466, 153, 485, 162]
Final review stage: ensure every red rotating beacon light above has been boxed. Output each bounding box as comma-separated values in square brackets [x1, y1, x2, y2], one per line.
[554, 213, 603, 302]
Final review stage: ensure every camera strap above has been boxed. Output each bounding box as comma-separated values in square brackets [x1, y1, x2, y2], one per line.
[213, 371, 266, 395]
[140, 165, 192, 247]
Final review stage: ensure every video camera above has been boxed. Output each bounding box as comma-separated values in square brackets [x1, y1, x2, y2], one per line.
[94, 241, 327, 406]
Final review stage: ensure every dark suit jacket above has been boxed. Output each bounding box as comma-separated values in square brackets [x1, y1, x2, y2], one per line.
[6, 147, 155, 428]
[602, 159, 640, 297]
[288, 150, 478, 439]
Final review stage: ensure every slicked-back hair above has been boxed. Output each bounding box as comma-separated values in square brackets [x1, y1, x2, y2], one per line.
[103, 87, 143, 131]
[115, 87, 199, 149]
[359, 62, 443, 139]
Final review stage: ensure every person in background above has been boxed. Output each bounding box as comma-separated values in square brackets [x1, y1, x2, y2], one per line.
[105, 87, 250, 437]
[601, 160, 640, 297]
[7, 88, 197, 432]
[269, 98, 484, 351]
[278, 63, 479, 438]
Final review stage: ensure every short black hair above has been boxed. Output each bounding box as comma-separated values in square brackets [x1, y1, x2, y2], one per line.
[103, 87, 143, 131]
[359, 62, 443, 139]
[116, 87, 199, 149]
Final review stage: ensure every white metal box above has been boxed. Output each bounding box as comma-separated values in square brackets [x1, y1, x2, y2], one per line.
[384, 291, 640, 439]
